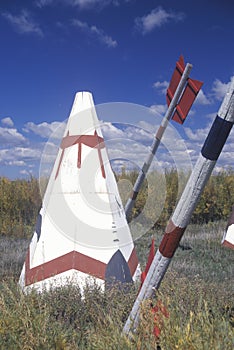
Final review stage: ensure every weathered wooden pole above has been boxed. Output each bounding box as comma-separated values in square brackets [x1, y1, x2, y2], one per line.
[123, 77, 234, 335]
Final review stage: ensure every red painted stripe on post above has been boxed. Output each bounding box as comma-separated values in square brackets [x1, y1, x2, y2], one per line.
[156, 126, 166, 140]
[159, 220, 186, 258]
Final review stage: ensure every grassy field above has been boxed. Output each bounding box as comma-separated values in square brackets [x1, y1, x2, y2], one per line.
[0, 221, 233, 349]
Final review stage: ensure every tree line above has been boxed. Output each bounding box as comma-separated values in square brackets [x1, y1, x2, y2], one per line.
[0, 168, 233, 237]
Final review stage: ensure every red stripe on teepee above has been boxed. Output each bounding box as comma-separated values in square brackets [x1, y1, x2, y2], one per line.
[25, 250, 106, 286]
[55, 131, 106, 179]
[25, 247, 138, 286]
[78, 142, 82, 168]
[222, 239, 234, 250]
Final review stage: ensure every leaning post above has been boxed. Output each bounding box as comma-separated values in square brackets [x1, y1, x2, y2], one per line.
[123, 77, 234, 335]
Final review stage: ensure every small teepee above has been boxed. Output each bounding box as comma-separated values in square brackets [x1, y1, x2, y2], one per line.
[19, 91, 140, 292]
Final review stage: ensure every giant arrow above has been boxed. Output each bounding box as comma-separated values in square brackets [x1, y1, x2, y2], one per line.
[125, 55, 203, 221]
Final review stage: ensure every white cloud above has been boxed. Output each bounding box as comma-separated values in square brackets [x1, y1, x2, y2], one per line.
[1, 117, 14, 127]
[101, 119, 193, 172]
[153, 80, 168, 94]
[2, 10, 43, 37]
[135, 6, 185, 34]
[101, 122, 152, 144]
[72, 19, 117, 47]
[184, 125, 211, 142]
[137, 120, 157, 134]
[10, 147, 42, 159]
[20, 169, 33, 175]
[125, 125, 152, 143]
[35, 0, 54, 7]
[8, 160, 27, 166]
[36, 0, 121, 9]
[149, 104, 167, 117]
[99, 122, 153, 169]
[183, 110, 234, 167]
[24, 121, 66, 139]
[101, 122, 125, 139]
[211, 78, 232, 101]
[216, 135, 234, 169]
[3, 112, 232, 177]
[69, 0, 114, 8]
[195, 89, 211, 105]
[0, 147, 42, 167]
[106, 140, 151, 170]
[0, 127, 26, 145]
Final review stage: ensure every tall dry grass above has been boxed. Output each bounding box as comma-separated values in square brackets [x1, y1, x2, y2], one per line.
[0, 222, 233, 349]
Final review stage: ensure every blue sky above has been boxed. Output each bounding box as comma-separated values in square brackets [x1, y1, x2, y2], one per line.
[0, 0, 234, 179]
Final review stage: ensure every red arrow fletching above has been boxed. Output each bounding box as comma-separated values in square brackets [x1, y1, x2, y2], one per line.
[172, 78, 203, 124]
[166, 55, 185, 106]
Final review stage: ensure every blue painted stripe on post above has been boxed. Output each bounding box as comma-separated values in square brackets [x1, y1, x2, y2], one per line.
[201, 116, 233, 161]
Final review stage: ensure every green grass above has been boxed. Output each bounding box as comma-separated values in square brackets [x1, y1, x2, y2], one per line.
[0, 221, 233, 349]
[135, 221, 233, 285]
[0, 236, 29, 281]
